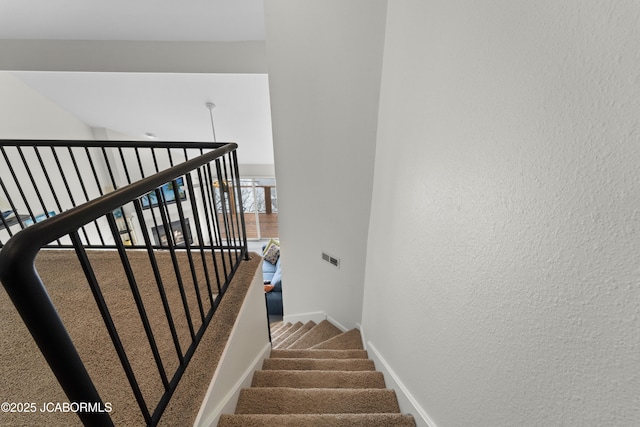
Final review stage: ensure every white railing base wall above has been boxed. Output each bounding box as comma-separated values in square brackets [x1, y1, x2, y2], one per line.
[194, 269, 270, 427]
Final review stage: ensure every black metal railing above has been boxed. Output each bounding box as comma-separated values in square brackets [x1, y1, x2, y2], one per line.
[0, 139, 249, 426]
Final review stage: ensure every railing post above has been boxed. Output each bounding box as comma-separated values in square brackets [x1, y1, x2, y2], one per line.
[0, 238, 114, 427]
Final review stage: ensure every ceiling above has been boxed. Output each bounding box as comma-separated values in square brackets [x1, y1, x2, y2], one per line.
[0, 0, 274, 165]
[0, 0, 266, 41]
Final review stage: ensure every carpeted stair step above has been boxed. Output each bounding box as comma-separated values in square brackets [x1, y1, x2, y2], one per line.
[270, 349, 368, 359]
[311, 328, 364, 350]
[273, 321, 303, 342]
[271, 322, 294, 340]
[234, 387, 401, 414]
[218, 413, 417, 427]
[252, 370, 386, 388]
[272, 322, 296, 338]
[269, 321, 285, 334]
[263, 358, 375, 371]
[270, 325, 289, 342]
[274, 321, 316, 349]
[285, 319, 343, 349]
[218, 319, 417, 427]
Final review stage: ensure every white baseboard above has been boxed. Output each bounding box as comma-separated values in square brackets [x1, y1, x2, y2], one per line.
[196, 342, 271, 427]
[283, 310, 327, 325]
[366, 341, 438, 427]
[282, 312, 351, 333]
[326, 315, 348, 332]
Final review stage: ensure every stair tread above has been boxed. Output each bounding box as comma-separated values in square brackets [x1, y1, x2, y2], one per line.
[270, 349, 368, 359]
[274, 321, 316, 349]
[311, 328, 364, 350]
[273, 322, 301, 341]
[252, 370, 386, 388]
[286, 319, 343, 349]
[235, 387, 401, 415]
[218, 413, 417, 427]
[222, 319, 415, 426]
[269, 321, 286, 335]
[263, 358, 375, 371]
[270, 325, 291, 341]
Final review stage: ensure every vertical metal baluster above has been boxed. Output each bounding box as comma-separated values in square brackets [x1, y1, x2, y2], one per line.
[0, 147, 33, 227]
[50, 147, 91, 244]
[197, 165, 223, 295]
[85, 147, 105, 197]
[68, 147, 105, 246]
[172, 178, 206, 322]
[8, 147, 41, 222]
[33, 147, 71, 245]
[101, 147, 118, 190]
[186, 172, 215, 307]
[210, 160, 230, 282]
[158, 178, 179, 250]
[166, 149, 206, 320]
[224, 154, 241, 258]
[167, 148, 174, 167]
[156, 188, 196, 340]
[83, 147, 107, 246]
[105, 212, 170, 391]
[135, 148, 161, 248]
[185, 147, 218, 298]
[15, 146, 66, 246]
[70, 231, 151, 425]
[0, 176, 20, 237]
[151, 148, 160, 175]
[135, 147, 145, 178]
[217, 156, 233, 265]
[148, 149, 168, 248]
[216, 157, 235, 268]
[33, 147, 63, 217]
[224, 153, 241, 259]
[133, 199, 185, 364]
[116, 147, 135, 246]
[232, 150, 250, 260]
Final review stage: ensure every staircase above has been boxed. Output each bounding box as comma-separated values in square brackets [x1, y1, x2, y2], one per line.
[218, 319, 416, 426]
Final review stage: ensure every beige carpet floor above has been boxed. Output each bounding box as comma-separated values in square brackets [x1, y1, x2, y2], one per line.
[218, 319, 417, 427]
[0, 249, 260, 426]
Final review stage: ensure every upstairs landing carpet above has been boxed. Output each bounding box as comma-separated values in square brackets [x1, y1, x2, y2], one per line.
[0, 249, 259, 427]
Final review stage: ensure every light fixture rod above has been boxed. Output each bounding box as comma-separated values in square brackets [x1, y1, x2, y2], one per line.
[206, 102, 217, 142]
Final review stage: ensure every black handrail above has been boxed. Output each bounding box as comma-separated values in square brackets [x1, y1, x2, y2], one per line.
[0, 141, 249, 426]
[0, 139, 229, 149]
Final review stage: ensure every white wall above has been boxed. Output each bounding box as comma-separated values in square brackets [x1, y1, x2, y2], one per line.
[264, 0, 387, 328]
[0, 73, 94, 139]
[0, 73, 100, 243]
[363, 1, 640, 426]
[194, 269, 271, 427]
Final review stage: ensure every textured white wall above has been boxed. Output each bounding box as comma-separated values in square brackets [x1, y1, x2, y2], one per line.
[363, 1, 640, 426]
[265, 0, 387, 327]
